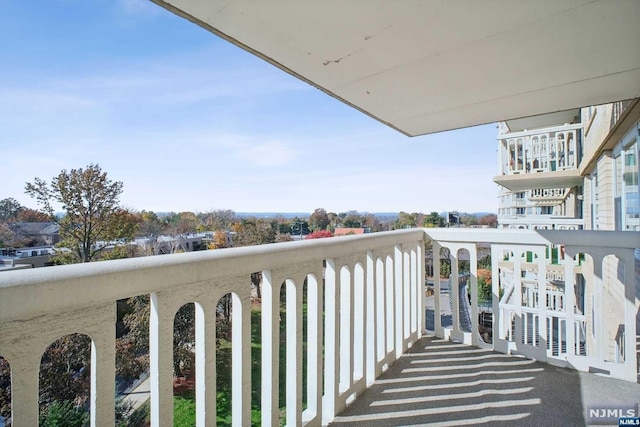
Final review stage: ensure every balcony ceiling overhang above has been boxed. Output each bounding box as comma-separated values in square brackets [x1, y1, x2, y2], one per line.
[504, 110, 580, 133]
[493, 171, 583, 192]
[152, 0, 640, 136]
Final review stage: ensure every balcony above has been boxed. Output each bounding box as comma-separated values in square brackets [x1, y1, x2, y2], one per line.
[494, 124, 583, 192]
[498, 216, 584, 231]
[0, 228, 638, 426]
[528, 188, 570, 206]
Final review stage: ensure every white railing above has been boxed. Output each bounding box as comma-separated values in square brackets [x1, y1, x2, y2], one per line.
[0, 229, 425, 427]
[424, 228, 638, 384]
[499, 217, 584, 231]
[530, 188, 567, 199]
[546, 289, 564, 311]
[1, 228, 638, 426]
[499, 124, 582, 176]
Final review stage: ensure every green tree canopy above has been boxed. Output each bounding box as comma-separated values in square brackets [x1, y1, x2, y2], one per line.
[25, 164, 137, 262]
[424, 211, 445, 228]
[308, 208, 330, 231]
[0, 197, 23, 222]
[232, 218, 277, 247]
[137, 210, 164, 236]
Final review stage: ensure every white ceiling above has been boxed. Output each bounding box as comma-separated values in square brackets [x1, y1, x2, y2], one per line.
[153, 0, 640, 136]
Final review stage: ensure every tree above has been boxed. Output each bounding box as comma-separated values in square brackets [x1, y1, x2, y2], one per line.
[232, 218, 276, 298]
[275, 232, 293, 243]
[288, 217, 309, 237]
[308, 208, 330, 231]
[233, 218, 276, 247]
[479, 213, 498, 228]
[38, 334, 91, 415]
[116, 295, 150, 382]
[15, 207, 52, 222]
[363, 214, 382, 232]
[343, 214, 363, 228]
[424, 211, 445, 228]
[0, 197, 23, 222]
[199, 209, 236, 231]
[395, 211, 419, 229]
[477, 269, 492, 302]
[460, 213, 480, 227]
[0, 357, 10, 421]
[212, 229, 230, 249]
[0, 224, 14, 247]
[40, 400, 89, 427]
[137, 210, 164, 236]
[25, 164, 136, 263]
[175, 212, 199, 234]
[327, 212, 338, 231]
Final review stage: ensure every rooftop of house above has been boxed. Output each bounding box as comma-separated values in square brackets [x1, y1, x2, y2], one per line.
[334, 227, 365, 236]
[6, 222, 59, 236]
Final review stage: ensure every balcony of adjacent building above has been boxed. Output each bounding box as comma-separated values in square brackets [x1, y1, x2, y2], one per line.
[0, 228, 638, 426]
[493, 124, 584, 192]
[498, 189, 583, 231]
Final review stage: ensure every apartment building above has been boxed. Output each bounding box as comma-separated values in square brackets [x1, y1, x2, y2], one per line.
[494, 99, 639, 368]
[495, 100, 639, 233]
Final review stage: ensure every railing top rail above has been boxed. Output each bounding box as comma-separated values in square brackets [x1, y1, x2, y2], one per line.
[0, 229, 424, 322]
[1, 227, 636, 323]
[422, 228, 639, 249]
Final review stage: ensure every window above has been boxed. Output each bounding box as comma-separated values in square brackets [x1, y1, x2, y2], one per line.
[613, 129, 639, 231]
[622, 140, 638, 231]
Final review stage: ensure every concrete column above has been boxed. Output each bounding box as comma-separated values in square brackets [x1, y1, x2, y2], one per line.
[365, 251, 376, 387]
[194, 298, 216, 427]
[233, 291, 252, 427]
[261, 270, 280, 427]
[491, 245, 503, 352]
[403, 249, 411, 342]
[417, 242, 426, 337]
[450, 246, 460, 335]
[285, 278, 302, 427]
[536, 246, 548, 361]
[8, 352, 40, 427]
[322, 260, 339, 425]
[304, 270, 323, 424]
[433, 242, 442, 336]
[90, 304, 116, 427]
[592, 256, 605, 361]
[469, 245, 479, 346]
[150, 292, 175, 427]
[514, 250, 523, 349]
[621, 251, 637, 381]
[564, 252, 576, 360]
[394, 245, 403, 357]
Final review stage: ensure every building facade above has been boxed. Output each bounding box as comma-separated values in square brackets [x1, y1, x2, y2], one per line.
[494, 99, 640, 371]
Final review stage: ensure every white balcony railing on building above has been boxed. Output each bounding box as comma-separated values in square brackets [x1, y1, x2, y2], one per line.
[499, 216, 584, 231]
[529, 188, 569, 205]
[0, 228, 638, 427]
[425, 228, 636, 383]
[499, 124, 582, 176]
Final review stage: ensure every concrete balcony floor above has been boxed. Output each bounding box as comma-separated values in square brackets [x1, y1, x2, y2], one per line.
[329, 336, 640, 426]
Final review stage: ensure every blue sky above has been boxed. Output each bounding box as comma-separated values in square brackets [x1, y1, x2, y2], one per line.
[1, 0, 500, 214]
